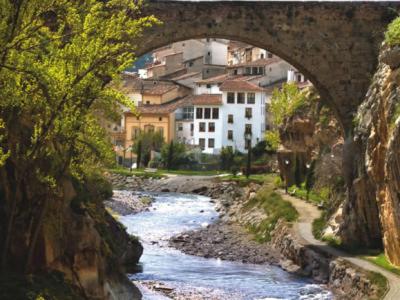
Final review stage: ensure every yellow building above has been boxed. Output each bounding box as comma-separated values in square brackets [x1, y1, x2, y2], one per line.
[122, 77, 192, 159]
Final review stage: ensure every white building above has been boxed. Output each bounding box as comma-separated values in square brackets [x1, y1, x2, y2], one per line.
[191, 80, 266, 154]
[219, 80, 266, 152]
[192, 94, 223, 154]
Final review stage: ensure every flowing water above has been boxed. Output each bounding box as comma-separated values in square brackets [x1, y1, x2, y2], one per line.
[119, 192, 332, 300]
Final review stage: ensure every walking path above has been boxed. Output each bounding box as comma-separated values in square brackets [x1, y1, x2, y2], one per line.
[279, 191, 400, 300]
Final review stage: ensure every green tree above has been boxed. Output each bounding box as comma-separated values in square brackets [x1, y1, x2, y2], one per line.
[132, 131, 164, 167]
[0, 0, 158, 274]
[160, 141, 188, 170]
[270, 82, 306, 126]
[219, 146, 234, 171]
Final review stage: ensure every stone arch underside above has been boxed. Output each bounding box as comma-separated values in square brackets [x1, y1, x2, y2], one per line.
[134, 1, 400, 247]
[137, 0, 400, 132]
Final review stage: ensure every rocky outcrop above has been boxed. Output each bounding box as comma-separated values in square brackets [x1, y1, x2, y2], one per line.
[343, 44, 400, 265]
[25, 177, 142, 300]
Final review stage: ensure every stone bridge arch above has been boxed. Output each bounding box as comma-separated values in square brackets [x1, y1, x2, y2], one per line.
[137, 0, 399, 132]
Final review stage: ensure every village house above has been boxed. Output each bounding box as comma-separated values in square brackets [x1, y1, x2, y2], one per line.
[142, 39, 229, 80]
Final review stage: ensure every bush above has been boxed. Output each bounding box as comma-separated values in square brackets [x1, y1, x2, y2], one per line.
[385, 17, 400, 46]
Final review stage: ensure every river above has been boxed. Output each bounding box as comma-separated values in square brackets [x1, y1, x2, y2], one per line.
[119, 192, 332, 300]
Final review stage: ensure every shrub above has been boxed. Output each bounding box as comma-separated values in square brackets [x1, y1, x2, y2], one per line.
[385, 17, 400, 46]
[244, 184, 298, 242]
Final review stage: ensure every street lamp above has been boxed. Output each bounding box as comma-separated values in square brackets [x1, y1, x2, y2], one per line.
[129, 144, 134, 172]
[284, 159, 290, 193]
[245, 132, 252, 179]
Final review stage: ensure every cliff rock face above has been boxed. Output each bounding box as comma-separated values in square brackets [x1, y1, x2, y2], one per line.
[43, 178, 143, 299]
[277, 88, 343, 188]
[348, 45, 400, 265]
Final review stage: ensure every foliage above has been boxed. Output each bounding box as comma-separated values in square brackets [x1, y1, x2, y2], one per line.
[160, 141, 192, 170]
[0, 271, 84, 300]
[265, 130, 280, 152]
[270, 82, 307, 126]
[385, 17, 400, 46]
[132, 131, 164, 167]
[220, 146, 235, 171]
[251, 140, 267, 158]
[367, 272, 389, 300]
[0, 0, 159, 274]
[288, 184, 329, 205]
[312, 214, 326, 240]
[243, 181, 298, 242]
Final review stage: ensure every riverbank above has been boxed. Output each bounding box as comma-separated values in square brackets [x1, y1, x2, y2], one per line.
[105, 171, 386, 299]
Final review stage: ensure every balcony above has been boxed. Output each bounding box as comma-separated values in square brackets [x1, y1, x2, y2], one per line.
[175, 112, 194, 121]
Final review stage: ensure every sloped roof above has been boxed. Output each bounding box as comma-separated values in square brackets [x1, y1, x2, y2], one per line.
[195, 73, 230, 84]
[191, 94, 222, 106]
[142, 84, 176, 95]
[219, 80, 265, 92]
[135, 96, 192, 114]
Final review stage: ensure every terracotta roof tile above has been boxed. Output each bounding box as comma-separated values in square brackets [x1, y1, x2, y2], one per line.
[195, 73, 230, 84]
[191, 94, 222, 106]
[136, 97, 191, 114]
[219, 80, 264, 92]
[143, 84, 176, 95]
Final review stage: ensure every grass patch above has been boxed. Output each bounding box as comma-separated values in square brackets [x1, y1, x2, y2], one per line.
[364, 253, 400, 276]
[367, 271, 389, 300]
[288, 185, 328, 205]
[109, 167, 223, 178]
[219, 173, 278, 186]
[108, 167, 165, 179]
[312, 214, 326, 240]
[161, 169, 223, 176]
[244, 181, 298, 243]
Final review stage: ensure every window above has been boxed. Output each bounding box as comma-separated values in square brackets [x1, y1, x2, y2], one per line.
[245, 124, 252, 135]
[199, 122, 206, 132]
[208, 138, 215, 148]
[297, 74, 302, 82]
[204, 108, 211, 119]
[259, 67, 264, 75]
[227, 130, 233, 140]
[212, 108, 219, 119]
[245, 108, 252, 119]
[144, 124, 154, 133]
[177, 123, 183, 131]
[252, 67, 258, 75]
[183, 106, 194, 119]
[131, 127, 140, 139]
[234, 69, 238, 75]
[260, 53, 264, 59]
[245, 67, 251, 75]
[207, 51, 211, 56]
[237, 93, 245, 104]
[228, 114, 234, 124]
[206, 84, 211, 88]
[247, 93, 255, 104]
[199, 138, 205, 150]
[190, 123, 194, 136]
[196, 107, 203, 119]
[189, 61, 193, 67]
[159, 117, 162, 121]
[208, 122, 215, 132]
[227, 92, 235, 104]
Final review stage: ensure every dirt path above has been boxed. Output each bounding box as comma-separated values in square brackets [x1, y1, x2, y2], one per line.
[279, 191, 400, 300]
